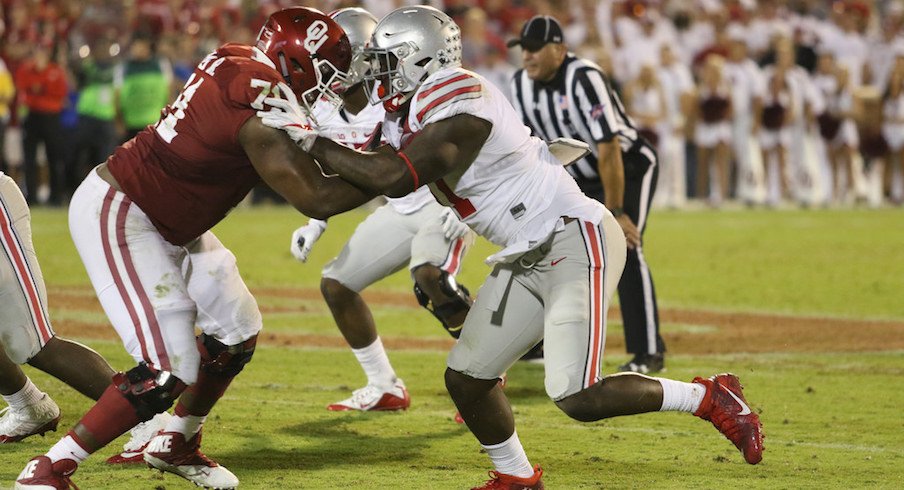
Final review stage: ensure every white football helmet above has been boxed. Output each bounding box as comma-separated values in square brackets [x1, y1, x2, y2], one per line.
[329, 8, 378, 89]
[363, 6, 462, 110]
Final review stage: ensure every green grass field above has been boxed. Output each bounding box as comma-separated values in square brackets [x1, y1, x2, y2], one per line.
[2, 205, 903, 489]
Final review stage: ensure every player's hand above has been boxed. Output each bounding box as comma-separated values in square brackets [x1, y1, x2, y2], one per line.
[257, 90, 317, 151]
[440, 207, 470, 241]
[290, 219, 327, 262]
[616, 214, 641, 249]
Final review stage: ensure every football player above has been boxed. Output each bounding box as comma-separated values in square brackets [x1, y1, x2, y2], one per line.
[15, 8, 371, 490]
[260, 6, 765, 488]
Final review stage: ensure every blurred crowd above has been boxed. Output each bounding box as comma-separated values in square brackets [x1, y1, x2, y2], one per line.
[1, 0, 903, 207]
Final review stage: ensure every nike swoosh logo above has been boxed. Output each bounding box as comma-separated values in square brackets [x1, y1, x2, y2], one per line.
[726, 387, 752, 415]
[551, 257, 566, 266]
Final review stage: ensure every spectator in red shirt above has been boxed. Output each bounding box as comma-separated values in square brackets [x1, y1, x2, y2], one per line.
[14, 43, 68, 205]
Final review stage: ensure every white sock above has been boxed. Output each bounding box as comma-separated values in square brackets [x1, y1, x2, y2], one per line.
[481, 431, 535, 478]
[166, 414, 206, 437]
[658, 378, 706, 413]
[352, 337, 396, 388]
[46, 435, 90, 464]
[3, 378, 44, 410]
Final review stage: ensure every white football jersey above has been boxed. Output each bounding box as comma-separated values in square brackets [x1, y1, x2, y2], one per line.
[313, 96, 434, 215]
[382, 67, 605, 263]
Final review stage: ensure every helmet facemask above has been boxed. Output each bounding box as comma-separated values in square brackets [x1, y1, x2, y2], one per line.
[300, 57, 349, 125]
[363, 41, 425, 109]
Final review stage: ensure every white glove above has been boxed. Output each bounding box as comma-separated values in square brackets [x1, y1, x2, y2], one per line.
[256, 87, 318, 151]
[548, 137, 591, 167]
[440, 207, 470, 241]
[290, 219, 327, 262]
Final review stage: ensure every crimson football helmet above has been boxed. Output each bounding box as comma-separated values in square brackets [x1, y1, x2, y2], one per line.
[256, 7, 352, 116]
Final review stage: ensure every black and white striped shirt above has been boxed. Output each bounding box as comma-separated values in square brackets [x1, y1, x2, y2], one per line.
[511, 54, 640, 182]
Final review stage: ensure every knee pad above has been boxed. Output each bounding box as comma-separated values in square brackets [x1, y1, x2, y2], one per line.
[113, 362, 185, 422]
[197, 333, 257, 377]
[413, 271, 473, 339]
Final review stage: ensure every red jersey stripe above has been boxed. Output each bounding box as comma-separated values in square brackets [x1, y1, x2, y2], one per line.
[417, 73, 476, 101]
[0, 197, 52, 342]
[417, 84, 482, 124]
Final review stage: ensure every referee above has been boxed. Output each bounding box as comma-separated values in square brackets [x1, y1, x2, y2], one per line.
[509, 16, 665, 373]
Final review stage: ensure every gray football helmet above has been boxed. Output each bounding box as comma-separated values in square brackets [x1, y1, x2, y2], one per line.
[363, 6, 462, 109]
[329, 8, 378, 89]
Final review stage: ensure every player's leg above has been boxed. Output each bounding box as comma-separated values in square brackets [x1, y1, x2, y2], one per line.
[321, 204, 415, 411]
[0, 175, 62, 443]
[0, 349, 28, 395]
[27, 337, 113, 400]
[550, 218, 763, 464]
[617, 147, 665, 374]
[141, 232, 257, 488]
[17, 173, 198, 488]
[447, 262, 545, 487]
[409, 201, 475, 338]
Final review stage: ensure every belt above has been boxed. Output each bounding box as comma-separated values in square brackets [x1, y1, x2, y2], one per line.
[516, 217, 575, 269]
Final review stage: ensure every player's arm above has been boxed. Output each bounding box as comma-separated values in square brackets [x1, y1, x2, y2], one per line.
[239, 116, 375, 220]
[308, 114, 492, 198]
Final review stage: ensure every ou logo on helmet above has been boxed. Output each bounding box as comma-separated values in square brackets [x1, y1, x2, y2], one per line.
[304, 20, 330, 53]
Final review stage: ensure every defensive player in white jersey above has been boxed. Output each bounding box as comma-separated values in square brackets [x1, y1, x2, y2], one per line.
[259, 6, 764, 488]
[290, 8, 475, 412]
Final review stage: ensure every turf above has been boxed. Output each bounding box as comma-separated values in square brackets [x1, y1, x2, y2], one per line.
[2, 205, 902, 489]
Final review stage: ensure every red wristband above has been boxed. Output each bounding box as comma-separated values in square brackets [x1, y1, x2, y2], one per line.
[397, 151, 419, 191]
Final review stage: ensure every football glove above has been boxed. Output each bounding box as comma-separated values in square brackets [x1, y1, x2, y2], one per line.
[439, 207, 470, 241]
[257, 88, 318, 152]
[290, 219, 327, 262]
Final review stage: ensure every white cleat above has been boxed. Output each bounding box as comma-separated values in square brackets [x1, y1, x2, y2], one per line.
[0, 394, 61, 443]
[105, 411, 173, 464]
[144, 429, 239, 489]
[327, 379, 410, 411]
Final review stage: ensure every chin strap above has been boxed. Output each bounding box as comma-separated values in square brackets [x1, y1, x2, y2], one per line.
[378, 84, 415, 113]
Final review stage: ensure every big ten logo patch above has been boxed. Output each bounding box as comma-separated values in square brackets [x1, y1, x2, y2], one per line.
[304, 20, 330, 54]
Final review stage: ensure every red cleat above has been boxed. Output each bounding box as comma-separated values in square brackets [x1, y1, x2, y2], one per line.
[105, 412, 172, 464]
[693, 373, 765, 464]
[471, 465, 543, 490]
[14, 456, 78, 490]
[328, 379, 410, 412]
[144, 430, 238, 489]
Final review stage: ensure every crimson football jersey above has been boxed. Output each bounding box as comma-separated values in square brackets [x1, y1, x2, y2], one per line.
[107, 43, 284, 245]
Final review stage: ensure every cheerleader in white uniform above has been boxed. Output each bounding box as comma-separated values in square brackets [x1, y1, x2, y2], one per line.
[814, 53, 860, 203]
[694, 56, 733, 206]
[759, 65, 795, 204]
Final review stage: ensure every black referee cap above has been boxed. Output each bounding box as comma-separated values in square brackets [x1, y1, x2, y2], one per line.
[507, 15, 564, 51]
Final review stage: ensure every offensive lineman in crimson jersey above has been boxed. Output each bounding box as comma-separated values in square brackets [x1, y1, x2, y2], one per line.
[260, 6, 764, 488]
[15, 8, 374, 490]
